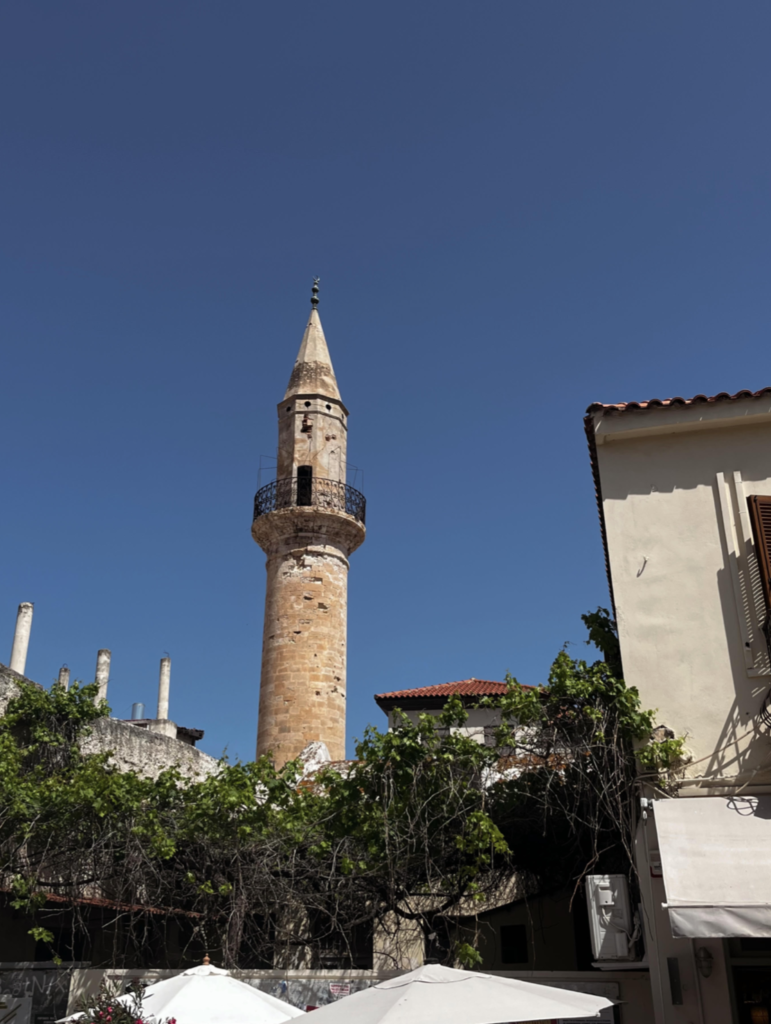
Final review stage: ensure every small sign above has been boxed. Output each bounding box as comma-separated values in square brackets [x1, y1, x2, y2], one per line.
[328, 983, 351, 998]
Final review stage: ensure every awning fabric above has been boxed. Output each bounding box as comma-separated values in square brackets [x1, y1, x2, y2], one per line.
[655, 795, 771, 938]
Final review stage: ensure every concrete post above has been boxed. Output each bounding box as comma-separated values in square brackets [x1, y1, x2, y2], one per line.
[9, 602, 34, 676]
[95, 649, 111, 701]
[57, 666, 70, 691]
[157, 656, 171, 720]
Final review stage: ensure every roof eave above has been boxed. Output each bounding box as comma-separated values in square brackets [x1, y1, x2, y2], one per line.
[375, 693, 497, 713]
[583, 412, 617, 620]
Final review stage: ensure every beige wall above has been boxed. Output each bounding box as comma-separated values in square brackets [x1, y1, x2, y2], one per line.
[0, 663, 217, 780]
[81, 717, 217, 780]
[593, 403, 771, 782]
[470, 893, 580, 972]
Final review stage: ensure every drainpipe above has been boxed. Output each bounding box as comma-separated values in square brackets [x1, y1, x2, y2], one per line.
[9, 602, 34, 676]
[157, 656, 171, 720]
[95, 649, 111, 702]
[57, 666, 70, 691]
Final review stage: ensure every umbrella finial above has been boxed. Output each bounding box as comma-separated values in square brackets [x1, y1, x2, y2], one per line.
[202, 953, 210, 965]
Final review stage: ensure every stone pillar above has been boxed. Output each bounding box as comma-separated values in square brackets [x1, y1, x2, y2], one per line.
[157, 656, 171, 720]
[57, 666, 70, 690]
[253, 507, 365, 767]
[95, 649, 111, 701]
[9, 602, 33, 676]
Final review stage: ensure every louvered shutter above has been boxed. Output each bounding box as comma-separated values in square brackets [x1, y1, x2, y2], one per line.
[748, 495, 771, 611]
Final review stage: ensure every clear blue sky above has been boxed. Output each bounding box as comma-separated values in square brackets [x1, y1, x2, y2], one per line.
[2, 2, 770, 761]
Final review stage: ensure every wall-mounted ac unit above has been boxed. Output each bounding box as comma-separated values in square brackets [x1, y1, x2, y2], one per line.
[585, 874, 633, 960]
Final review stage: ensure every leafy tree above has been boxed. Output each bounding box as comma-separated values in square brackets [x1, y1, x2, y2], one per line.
[0, 614, 660, 968]
[581, 607, 623, 678]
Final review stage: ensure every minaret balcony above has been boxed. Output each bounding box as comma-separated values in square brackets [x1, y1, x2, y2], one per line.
[253, 476, 366, 526]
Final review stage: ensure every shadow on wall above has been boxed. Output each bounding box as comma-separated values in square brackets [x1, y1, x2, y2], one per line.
[710, 558, 771, 780]
[599, 423, 771, 778]
[710, 469, 771, 780]
[598, 423, 771, 499]
[696, 685, 769, 781]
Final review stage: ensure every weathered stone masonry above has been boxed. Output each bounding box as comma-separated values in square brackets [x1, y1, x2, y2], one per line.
[253, 508, 364, 764]
[252, 292, 366, 767]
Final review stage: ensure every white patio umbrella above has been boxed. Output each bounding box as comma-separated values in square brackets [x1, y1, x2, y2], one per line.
[128, 964, 305, 1024]
[301, 963, 613, 1024]
[60, 964, 304, 1024]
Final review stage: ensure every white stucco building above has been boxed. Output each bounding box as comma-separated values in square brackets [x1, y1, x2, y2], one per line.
[587, 385, 771, 1024]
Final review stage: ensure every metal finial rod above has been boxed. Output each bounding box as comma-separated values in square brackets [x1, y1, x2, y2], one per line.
[311, 278, 320, 307]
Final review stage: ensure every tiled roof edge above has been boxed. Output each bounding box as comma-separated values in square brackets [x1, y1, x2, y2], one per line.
[375, 679, 535, 702]
[586, 386, 771, 415]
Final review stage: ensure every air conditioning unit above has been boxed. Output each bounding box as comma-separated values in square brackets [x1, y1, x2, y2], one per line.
[585, 874, 634, 960]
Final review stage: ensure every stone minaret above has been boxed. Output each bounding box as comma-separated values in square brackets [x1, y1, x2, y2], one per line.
[252, 282, 366, 766]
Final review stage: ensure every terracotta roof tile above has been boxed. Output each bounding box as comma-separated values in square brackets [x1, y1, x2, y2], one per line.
[376, 678, 513, 700]
[374, 678, 535, 712]
[586, 386, 771, 415]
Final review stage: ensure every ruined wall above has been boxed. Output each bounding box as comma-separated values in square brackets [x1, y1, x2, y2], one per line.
[0, 662, 216, 781]
[253, 507, 365, 766]
[0, 662, 41, 714]
[81, 717, 217, 780]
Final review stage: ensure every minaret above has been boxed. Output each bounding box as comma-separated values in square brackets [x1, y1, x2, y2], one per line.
[252, 282, 366, 766]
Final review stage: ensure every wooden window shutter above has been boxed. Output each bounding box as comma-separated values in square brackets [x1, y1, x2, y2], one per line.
[748, 495, 771, 611]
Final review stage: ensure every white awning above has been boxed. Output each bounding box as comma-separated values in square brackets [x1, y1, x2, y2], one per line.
[655, 795, 771, 938]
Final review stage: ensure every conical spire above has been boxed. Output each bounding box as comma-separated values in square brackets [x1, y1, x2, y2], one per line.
[284, 282, 341, 402]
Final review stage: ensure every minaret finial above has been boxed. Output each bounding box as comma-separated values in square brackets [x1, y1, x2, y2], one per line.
[311, 277, 320, 308]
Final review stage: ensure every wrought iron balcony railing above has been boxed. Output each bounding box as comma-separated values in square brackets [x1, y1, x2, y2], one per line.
[253, 476, 366, 526]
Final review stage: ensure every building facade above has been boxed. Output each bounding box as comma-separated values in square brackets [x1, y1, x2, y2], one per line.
[375, 678, 517, 741]
[0, 634, 215, 782]
[587, 386, 771, 1024]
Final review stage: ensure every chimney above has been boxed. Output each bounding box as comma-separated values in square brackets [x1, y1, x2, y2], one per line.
[9, 602, 34, 676]
[157, 656, 171, 720]
[57, 666, 70, 691]
[95, 649, 111, 701]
